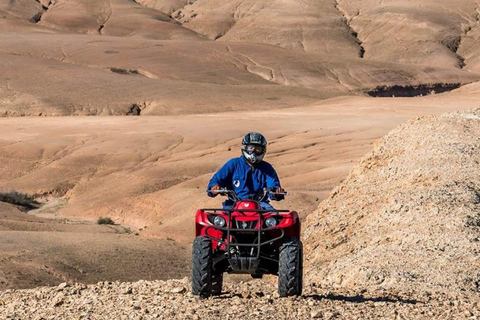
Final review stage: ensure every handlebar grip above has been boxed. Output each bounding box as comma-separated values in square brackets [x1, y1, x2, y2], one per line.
[206, 189, 232, 195]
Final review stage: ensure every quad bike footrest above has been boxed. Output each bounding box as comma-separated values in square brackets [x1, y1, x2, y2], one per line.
[228, 257, 260, 273]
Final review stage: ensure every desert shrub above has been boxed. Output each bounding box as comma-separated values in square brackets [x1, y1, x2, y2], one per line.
[110, 67, 129, 74]
[110, 68, 139, 75]
[126, 103, 142, 116]
[0, 191, 41, 210]
[97, 217, 115, 225]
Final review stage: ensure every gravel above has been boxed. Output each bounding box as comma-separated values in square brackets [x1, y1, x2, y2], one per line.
[1, 278, 478, 319]
[304, 108, 480, 295]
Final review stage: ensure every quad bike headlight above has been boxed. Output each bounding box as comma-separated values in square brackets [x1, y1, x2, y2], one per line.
[265, 217, 277, 227]
[213, 216, 226, 227]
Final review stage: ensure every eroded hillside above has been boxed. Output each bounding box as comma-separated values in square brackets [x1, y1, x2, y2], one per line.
[1, 0, 480, 115]
[1, 96, 474, 243]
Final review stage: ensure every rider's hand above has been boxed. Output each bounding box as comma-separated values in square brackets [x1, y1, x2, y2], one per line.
[273, 187, 285, 201]
[211, 185, 221, 195]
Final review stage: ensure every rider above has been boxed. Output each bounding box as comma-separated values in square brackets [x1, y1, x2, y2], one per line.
[207, 132, 285, 209]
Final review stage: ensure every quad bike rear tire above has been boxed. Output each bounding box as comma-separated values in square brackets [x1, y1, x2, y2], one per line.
[278, 237, 303, 297]
[192, 236, 212, 298]
[211, 272, 223, 295]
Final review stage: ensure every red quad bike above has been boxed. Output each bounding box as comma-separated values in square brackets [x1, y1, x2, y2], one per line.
[192, 188, 303, 298]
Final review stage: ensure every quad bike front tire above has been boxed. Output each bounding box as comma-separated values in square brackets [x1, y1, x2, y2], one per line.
[278, 237, 303, 297]
[297, 241, 304, 294]
[192, 236, 213, 298]
[211, 272, 223, 295]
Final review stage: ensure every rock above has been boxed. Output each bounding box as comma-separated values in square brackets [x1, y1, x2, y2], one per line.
[57, 282, 69, 290]
[324, 311, 341, 319]
[51, 295, 64, 307]
[171, 287, 186, 294]
[122, 286, 133, 294]
[311, 310, 324, 318]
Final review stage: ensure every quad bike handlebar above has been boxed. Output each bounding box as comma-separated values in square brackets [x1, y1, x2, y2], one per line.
[206, 187, 287, 202]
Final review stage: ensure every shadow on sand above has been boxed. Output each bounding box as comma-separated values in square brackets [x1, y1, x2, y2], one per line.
[210, 291, 419, 304]
[303, 293, 420, 304]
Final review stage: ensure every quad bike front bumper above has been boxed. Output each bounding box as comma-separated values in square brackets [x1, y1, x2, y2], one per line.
[199, 208, 291, 273]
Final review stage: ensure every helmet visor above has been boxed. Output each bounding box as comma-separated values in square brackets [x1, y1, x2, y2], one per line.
[244, 144, 265, 155]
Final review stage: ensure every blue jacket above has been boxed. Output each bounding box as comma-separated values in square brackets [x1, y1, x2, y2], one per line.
[207, 157, 282, 203]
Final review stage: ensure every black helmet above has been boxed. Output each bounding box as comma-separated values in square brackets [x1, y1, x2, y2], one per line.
[241, 132, 267, 164]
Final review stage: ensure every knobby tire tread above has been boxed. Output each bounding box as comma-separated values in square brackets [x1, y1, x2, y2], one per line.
[191, 236, 212, 298]
[278, 237, 303, 297]
[211, 272, 223, 295]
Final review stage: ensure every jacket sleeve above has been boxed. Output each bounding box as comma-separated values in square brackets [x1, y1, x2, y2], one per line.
[207, 159, 235, 197]
[265, 164, 283, 201]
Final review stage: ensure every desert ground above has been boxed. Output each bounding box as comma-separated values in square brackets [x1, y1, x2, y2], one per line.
[0, 0, 479, 318]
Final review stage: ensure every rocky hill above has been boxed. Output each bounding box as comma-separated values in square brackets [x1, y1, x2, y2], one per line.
[304, 108, 480, 294]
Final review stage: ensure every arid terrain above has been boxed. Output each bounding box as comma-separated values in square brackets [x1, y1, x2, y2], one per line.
[1, 0, 480, 318]
[1, 109, 479, 319]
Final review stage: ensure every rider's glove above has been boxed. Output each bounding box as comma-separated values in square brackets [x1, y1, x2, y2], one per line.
[210, 185, 221, 196]
[273, 187, 285, 201]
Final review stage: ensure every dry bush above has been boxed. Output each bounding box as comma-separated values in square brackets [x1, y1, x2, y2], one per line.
[97, 217, 115, 225]
[0, 191, 41, 210]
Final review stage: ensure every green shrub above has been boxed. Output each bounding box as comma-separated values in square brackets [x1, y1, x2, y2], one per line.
[0, 191, 41, 210]
[97, 217, 115, 225]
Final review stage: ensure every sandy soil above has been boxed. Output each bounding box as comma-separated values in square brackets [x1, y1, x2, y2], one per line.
[0, 202, 189, 290]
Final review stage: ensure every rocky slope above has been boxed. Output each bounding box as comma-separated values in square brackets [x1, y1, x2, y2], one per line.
[304, 108, 480, 294]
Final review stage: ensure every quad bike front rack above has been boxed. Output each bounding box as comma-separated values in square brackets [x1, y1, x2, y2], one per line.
[201, 208, 290, 271]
